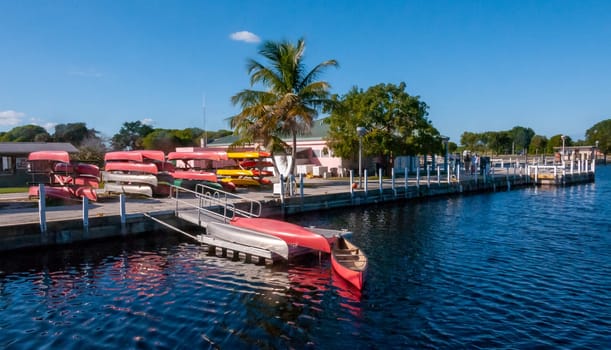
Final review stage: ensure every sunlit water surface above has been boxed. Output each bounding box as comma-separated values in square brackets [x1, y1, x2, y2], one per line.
[1, 167, 610, 349]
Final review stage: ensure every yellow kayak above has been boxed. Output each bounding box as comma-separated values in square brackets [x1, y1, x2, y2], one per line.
[227, 151, 271, 159]
[220, 177, 261, 187]
[217, 169, 254, 177]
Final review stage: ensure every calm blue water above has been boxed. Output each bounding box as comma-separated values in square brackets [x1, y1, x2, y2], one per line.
[1, 167, 610, 349]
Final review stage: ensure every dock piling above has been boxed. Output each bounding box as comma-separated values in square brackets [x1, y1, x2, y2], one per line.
[83, 196, 89, 230]
[38, 184, 47, 233]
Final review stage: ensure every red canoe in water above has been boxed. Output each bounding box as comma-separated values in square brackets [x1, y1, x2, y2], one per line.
[330, 236, 368, 290]
[229, 217, 366, 290]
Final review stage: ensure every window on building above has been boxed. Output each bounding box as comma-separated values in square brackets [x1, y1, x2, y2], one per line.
[1, 156, 14, 174]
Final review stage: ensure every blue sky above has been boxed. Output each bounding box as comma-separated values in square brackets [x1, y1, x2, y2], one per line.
[1, 0, 609, 144]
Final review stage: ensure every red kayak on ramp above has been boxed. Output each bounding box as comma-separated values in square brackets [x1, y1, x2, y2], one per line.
[229, 217, 331, 254]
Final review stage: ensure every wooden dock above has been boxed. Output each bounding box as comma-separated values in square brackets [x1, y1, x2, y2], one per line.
[0, 163, 598, 254]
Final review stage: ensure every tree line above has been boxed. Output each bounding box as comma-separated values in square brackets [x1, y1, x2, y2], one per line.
[459, 120, 610, 156]
[0, 121, 232, 165]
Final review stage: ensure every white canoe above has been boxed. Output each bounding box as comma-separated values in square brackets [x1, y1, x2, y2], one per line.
[206, 221, 289, 261]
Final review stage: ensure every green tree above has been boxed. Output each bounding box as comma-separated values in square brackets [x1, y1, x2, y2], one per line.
[585, 119, 611, 156]
[75, 136, 108, 166]
[547, 134, 572, 154]
[230, 38, 338, 176]
[459, 132, 480, 152]
[111, 121, 154, 150]
[484, 131, 513, 155]
[509, 126, 535, 154]
[0, 124, 50, 142]
[141, 129, 198, 153]
[326, 82, 435, 173]
[53, 122, 100, 146]
[528, 135, 548, 154]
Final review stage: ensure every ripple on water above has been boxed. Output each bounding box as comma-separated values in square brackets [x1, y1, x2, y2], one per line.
[1, 168, 611, 348]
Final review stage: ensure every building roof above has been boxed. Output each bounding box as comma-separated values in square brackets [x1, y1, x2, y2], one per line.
[208, 119, 330, 147]
[0, 142, 78, 155]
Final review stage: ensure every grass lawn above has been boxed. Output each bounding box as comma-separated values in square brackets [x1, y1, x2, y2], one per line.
[0, 187, 28, 194]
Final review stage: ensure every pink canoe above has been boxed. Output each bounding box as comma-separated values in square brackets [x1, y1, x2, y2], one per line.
[54, 162, 100, 177]
[230, 217, 331, 253]
[28, 151, 71, 163]
[105, 162, 158, 174]
[172, 170, 218, 182]
[168, 151, 228, 161]
[29, 184, 98, 202]
[104, 151, 144, 162]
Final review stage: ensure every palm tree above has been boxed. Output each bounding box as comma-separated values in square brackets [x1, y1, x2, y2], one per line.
[230, 38, 338, 176]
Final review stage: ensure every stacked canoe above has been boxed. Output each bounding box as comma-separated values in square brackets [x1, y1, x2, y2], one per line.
[27, 151, 100, 201]
[167, 151, 235, 192]
[102, 150, 173, 197]
[217, 151, 274, 187]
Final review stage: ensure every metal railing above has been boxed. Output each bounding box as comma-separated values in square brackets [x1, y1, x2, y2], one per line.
[169, 183, 262, 224]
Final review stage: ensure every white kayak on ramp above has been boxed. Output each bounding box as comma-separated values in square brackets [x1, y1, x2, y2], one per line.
[205, 221, 290, 261]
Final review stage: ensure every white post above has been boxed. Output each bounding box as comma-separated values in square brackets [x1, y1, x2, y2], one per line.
[391, 168, 396, 191]
[427, 165, 430, 188]
[120, 193, 126, 224]
[38, 184, 46, 233]
[82, 196, 89, 229]
[378, 168, 383, 195]
[290, 174, 295, 196]
[404, 167, 408, 192]
[364, 169, 368, 196]
[349, 170, 354, 197]
[437, 165, 440, 185]
[279, 174, 284, 204]
[416, 159, 420, 189]
[299, 173, 304, 199]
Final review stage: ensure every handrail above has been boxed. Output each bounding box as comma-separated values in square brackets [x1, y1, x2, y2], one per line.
[194, 183, 262, 218]
[169, 183, 261, 224]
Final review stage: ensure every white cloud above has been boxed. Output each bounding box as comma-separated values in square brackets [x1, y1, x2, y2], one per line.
[0, 110, 24, 126]
[141, 118, 154, 126]
[229, 31, 261, 43]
